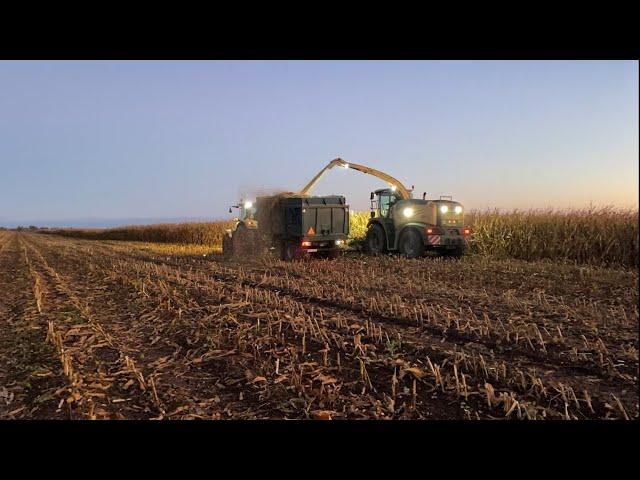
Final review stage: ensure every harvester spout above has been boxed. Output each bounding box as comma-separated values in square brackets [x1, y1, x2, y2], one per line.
[299, 158, 345, 196]
[299, 157, 412, 199]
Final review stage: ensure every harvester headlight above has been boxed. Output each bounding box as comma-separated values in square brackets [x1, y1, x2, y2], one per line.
[341, 162, 349, 169]
[403, 207, 414, 218]
[454, 206, 463, 214]
[244, 201, 253, 209]
[440, 205, 449, 214]
[391, 185, 397, 191]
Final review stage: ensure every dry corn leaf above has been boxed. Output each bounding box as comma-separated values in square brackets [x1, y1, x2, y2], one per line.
[314, 374, 338, 385]
[402, 367, 426, 379]
[8, 406, 25, 416]
[167, 405, 190, 416]
[312, 410, 333, 420]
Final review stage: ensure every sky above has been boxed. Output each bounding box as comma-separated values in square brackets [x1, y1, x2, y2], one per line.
[0, 60, 637, 227]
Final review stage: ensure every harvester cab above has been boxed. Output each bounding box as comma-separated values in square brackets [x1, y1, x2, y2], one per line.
[371, 188, 402, 218]
[228, 199, 258, 229]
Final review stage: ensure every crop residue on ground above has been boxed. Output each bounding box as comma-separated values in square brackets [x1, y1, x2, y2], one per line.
[0, 230, 637, 420]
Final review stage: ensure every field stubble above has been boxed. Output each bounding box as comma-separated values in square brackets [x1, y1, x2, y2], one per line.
[0, 231, 637, 420]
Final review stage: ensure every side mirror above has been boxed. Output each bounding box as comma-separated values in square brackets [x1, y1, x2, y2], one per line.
[370, 211, 375, 218]
[370, 192, 374, 200]
[422, 192, 426, 200]
[228, 208, 232, 214]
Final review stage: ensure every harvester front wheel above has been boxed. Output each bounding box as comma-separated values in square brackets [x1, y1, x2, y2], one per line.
[399, 229, 425, 259]
[365, 224, 387, 255]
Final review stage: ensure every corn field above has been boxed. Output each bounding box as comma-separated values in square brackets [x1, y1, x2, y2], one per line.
[45, 208, 638, 268]
[348, 211, 370, 244]
[47, 221, 233, 249]
[466, 207, 638, 268]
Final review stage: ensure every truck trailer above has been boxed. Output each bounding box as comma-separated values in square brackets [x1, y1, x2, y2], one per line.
[223, 194, 349, 261]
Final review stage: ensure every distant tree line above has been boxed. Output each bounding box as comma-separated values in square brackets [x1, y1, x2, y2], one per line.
[13, 225, 46, 231]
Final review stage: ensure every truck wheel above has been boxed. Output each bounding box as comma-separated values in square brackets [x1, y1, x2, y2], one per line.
[399, 229, 425, 259]
[281, 241, 301, 261]
[365, 224, 387, 255]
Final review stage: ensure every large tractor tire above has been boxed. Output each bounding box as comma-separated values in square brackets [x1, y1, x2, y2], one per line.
[399, 229, 425, 259]
[365, 223, 387, 255]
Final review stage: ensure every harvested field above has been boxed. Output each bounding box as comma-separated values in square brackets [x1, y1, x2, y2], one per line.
[0, 230, 637, 420]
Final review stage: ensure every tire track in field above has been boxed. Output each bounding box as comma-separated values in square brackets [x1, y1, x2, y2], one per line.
[19, 234, 165, 419]
[0, 233, 68, 419]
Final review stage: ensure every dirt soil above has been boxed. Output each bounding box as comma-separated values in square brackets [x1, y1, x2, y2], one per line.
[0, 231, 637, 420]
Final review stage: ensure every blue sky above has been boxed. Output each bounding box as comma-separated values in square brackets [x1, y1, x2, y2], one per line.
[0, 60, 637, 227]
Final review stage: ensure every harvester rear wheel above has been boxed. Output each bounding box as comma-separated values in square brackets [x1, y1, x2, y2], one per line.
[365, 224, 387, 255]
[399, 229, 425, 259]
